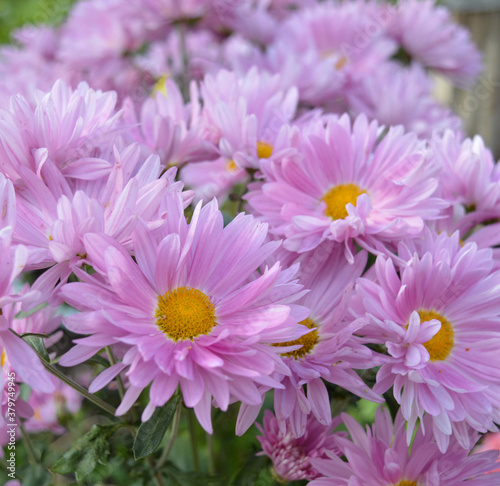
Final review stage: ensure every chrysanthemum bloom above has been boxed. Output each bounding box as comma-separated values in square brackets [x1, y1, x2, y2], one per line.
[387, 0, 481, 87]
[263, 1, 395, 108]
[432, 130, 500, 229]
[245, 114, 446, 261]
[262, 243, 382, 437]
[122, 78, 215, 168]
[352, 231, 500, 452]
[59, 196, 310, 432]
[0, 79, 120, 183]
[0, 175, 55, 394]
[24, 378, 82, 435]
[13, 145, 191, 305]
[347, 62, 462, 139]
[199, 67, 298, 169]
[309, 407, 500, 485]
[257, 410, 344, 482]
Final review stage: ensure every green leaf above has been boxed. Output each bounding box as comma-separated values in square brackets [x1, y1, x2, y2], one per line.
[51, 424, 118, 482]
[163, 462, 221, 486]
[133, 395, 181, 460]
[231, 455, 275, 486]
[24, 335, 50, 363]
[22, 464, 52, 486]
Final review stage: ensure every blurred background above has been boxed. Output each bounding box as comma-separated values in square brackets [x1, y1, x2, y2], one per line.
[0, 0, 498, 155]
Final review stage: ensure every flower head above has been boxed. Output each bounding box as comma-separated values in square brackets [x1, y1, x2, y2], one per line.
[59, 196, 309, 432]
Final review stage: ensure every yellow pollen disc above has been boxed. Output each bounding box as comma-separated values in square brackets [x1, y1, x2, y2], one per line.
[418, 310, 454, 361]
[155, 287, 217, 342]
[274, 318, 319, 359]
[396, 481, 418, 486]
[152, 74, 169, 97]
[34, 409, 42, 421]
[0, 349, 6, 367]
[322, 183, 366, 220]
[257, 141, 273, 159]
[335, 56, 348, 70]
[226, 159, 238, 172]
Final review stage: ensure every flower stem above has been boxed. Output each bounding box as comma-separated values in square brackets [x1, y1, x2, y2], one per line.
[105, 346, 126, 400]
[20, 423, 37, 464]
[156, 398, 182, 470]
[41, 356, 117, 416]
[187, 408, 200, 472]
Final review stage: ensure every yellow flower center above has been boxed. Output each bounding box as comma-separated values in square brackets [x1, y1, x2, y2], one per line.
[418, 310, 454, 361]
[1, 349, 6, 367]
[152, 74, 169, 97]
[155, 287, 217, 341]
[226, 159, 238, 172]
[396, 481, 418, 486]
[274, 318, 319, 359]
[257, 141, 273, 159]
[322, 183, 366, 220]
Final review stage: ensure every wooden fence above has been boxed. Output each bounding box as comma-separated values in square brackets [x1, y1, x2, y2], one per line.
[437, 0, 500, 157]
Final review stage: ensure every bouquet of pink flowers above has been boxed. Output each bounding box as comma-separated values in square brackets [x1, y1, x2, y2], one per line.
[1, 1, 500, 484]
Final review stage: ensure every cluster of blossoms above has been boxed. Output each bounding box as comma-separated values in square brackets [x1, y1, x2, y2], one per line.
[1, 0, 500, 483]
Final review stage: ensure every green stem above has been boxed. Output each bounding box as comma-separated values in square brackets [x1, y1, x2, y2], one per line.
[156, 398, 182, 470]
[207, 431, 215, 476]
[147, 457, 166, 486]
[18, 332, 49, 339]
[177, 22, 190, 101]
[20, 423, 37, 464]
[105, 346, 126, 400]
[187, 408, 200, 472]
[40, 357, 117, 416]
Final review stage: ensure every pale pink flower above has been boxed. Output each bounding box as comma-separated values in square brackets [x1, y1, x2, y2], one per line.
[59, 197, 309, 433]
[352, 231, 500, 452]
[263, 1, 396, 107]
[246, 114, 447, 261]
[310, 407, 500, 485]
[199, 67, 298, 169]
[257, 410, 344, 481]
[348, 63, 463, 139]
[388, 0, 482, 87]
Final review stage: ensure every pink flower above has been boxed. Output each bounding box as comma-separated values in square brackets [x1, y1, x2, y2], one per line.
[263, 1, 396, 107]
[348, 63, 463, 139]
[0, 79, 120, 183]
[122, 78, 215, 168]
[257, 410, 344, 481]
[24, 378, 82, 435]
[199, 67, 298, 169]
[432, 130, 500, 228]
[13, 144, 191, 305]
[388, 0, 481, 87]
[309, 407, 500, 485]
[270, 243, 382, 437]
[246, 114, 446, 261]
[352, 231, 500, 452]
[59, 197, 309, 433]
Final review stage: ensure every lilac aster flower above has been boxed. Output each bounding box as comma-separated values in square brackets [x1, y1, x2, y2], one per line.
[263, 1, 396, 108]
[352, 231, 500, 452]
[432, 130, 500, 229]
[309, 407, 500, 485]
[348, 63, 463, 139]
[199, 67, 298, 169]
[246, 114, 447, 261]
[388, 0, 481, 87]
[257, 409, 344, 482]
[59, 196, 309, 432]
[270, 243, 382, 437]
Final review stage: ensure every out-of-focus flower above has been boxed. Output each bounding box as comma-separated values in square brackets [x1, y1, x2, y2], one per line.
[387, 0, 482, 87]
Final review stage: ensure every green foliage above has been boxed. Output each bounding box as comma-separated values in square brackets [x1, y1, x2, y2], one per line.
[0, 0, 76, 43]
[133, 395, 181, 460]
[51, 424, 120, 482]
